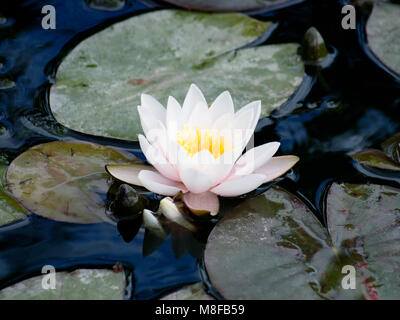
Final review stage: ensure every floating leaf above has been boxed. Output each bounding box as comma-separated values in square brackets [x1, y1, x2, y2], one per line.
[0, 161, 28, 226]
[350, 148, 400, 171]
[161, 0, 303, 12]
[0, 269, 126, 300]
[366, 2, 400, 75]
[50, 10, 304, 141]
[160, 282, 213, 300]
[205, 183, 400, 299]
[7, 141, 141, 224]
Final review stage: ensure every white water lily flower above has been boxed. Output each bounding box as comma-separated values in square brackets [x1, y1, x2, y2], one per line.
[107, 84, 299, 216]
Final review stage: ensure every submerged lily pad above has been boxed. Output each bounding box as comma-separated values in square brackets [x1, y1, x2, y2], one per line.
[350, 148, 400, 171]
[366, 2, 400, 75]
[160, 282, 213, 300]
[50, 10, 304, 141]
[7, 141, 141, 224]
[161, 0, 303, 12]
[0, 160, 28, 226]
[350, 132, 400, 171]
[85, 0, 125, 11]
[205, 183, 400, 299]
[0, 269, 126, 300]
[381, 133, 400, 164]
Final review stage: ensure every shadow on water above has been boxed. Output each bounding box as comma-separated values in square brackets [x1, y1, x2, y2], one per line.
[0, 0, 400, 299]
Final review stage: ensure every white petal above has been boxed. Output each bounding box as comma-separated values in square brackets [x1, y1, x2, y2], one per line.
[212, 113, 234, 131]
[141, 94, 166, 120]
[233, 100, 261, 150]
[182, 84, 207, 120]
[187, 102, 211, 129]
[211, 173, 267, 197]
[138, 94, 166, 132]
[183, 192, 220, 216]
[229, 142, 280, 178]
[254, 155, 299, 182]
[138, 134, 180, 181]
[138, 170, 187, 196]
[209, 91, 234, 121]
[180, 167, 214, 194]
[166, 96, 183, 139]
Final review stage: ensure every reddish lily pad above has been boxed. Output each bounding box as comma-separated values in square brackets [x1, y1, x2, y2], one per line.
[6, 141, 141, 224]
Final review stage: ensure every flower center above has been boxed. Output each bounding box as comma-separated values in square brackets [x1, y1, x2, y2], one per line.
[176, 125, 229, 159]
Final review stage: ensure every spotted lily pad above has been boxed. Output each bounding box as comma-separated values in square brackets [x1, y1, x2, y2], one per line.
[0, 269, 126, 300]
[6, 141, 141, 224]
[160, 282, 214, 300]
[366, 2, 400, 75]
[50, 10, 304, 141]
[161, 0, 304, 12]
[205, 183, 400, 299]
[0, 160, 28, 226]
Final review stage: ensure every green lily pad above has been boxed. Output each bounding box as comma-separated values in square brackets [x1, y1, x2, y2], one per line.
[160, 282, 214, 300]
[0, 269, 126, 300]
[161, 0, 303, 12]
[6, 141, 141, 224]
[205, 183, 400, 299]
[0, 159, 28, 226]
[366, 2, 400, 75]
[50, 10, 304, 141]
[350, 148, 400, 171]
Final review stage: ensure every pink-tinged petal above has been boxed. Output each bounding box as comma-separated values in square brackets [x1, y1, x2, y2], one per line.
[138, 134, 180, 181]
[254, 155, 299, 182]
[180, 167, 214, 194]
[211, 150, 237, 185]
[230, 142, 280, 178]
[138, 170, 187, 196]
[209, 91, 234, 121]
[183, 192, 220, 216]
[210, 173, 267, 197]
[182, 84, 207, 120]
[144, 120, 168, 156]
[166, 96, 183, 138]
[105, 164, 156, 187]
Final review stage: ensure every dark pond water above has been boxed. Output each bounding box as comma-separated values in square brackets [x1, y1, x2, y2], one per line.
[0, 0, 399, 299]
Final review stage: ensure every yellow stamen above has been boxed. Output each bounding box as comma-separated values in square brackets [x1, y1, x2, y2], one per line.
[176, 125, 230, 159]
